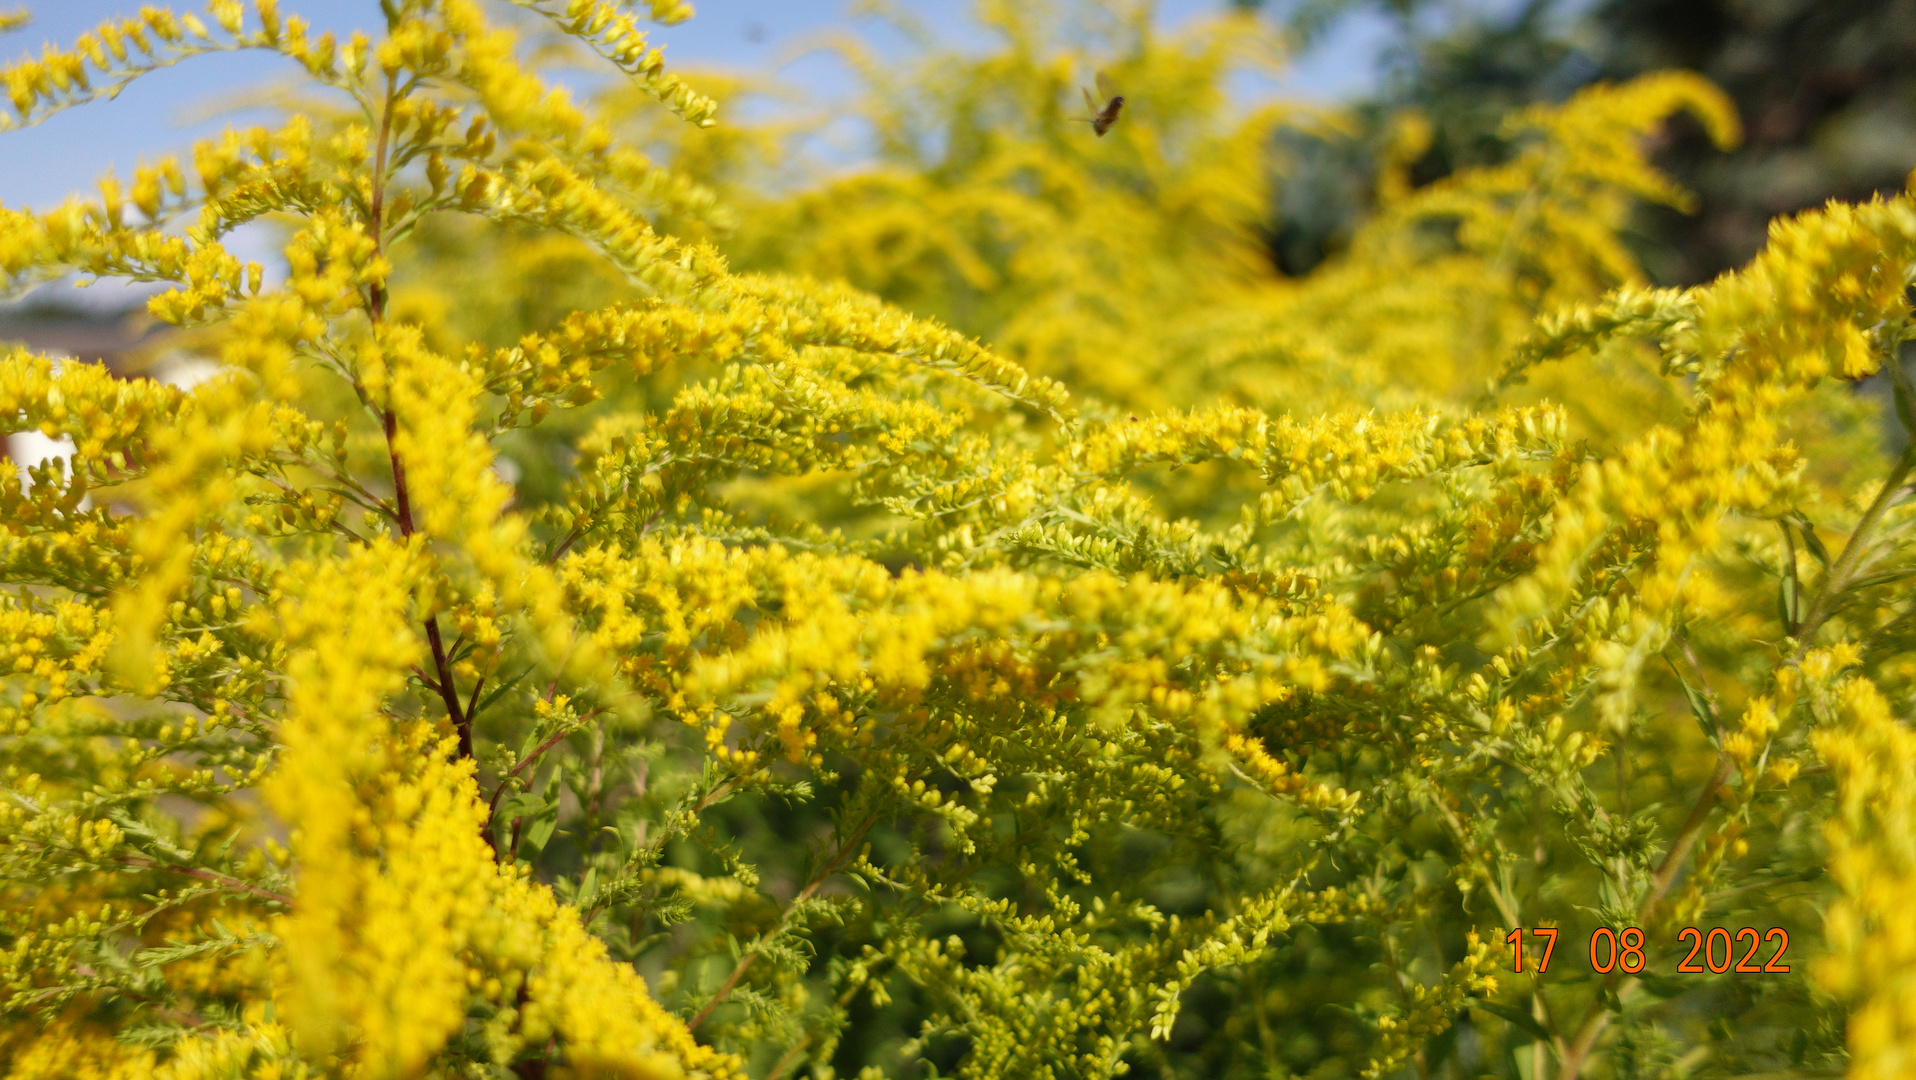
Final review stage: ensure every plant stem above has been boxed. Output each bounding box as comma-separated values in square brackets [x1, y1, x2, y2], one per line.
[483, 707, 610, 833]
[687, 811, 879, 1031]
[359, 70, 472, 760]
[1794, 454, 1915, 647]
[115, 854, 293, 906]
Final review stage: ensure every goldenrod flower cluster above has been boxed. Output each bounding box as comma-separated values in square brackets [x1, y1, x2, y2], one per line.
[3, 0, 1914, 1078]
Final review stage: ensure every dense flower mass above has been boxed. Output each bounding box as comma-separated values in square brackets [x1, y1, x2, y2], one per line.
[1, 1, 1913, 1078]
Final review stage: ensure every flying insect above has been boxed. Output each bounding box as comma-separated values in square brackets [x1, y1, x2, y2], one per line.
[1073, 70, 1124, 137]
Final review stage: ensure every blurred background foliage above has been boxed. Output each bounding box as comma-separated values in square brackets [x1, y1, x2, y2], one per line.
[1239, 0, 1916, 284]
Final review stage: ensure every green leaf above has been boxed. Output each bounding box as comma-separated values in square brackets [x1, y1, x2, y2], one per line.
[1778, 557, 1803, 634]
[476, 667, 534, 721]
[1424, 1013, 1464, 1070]
[1471, 999, 1551, 1045]
[1790, 512, 1831, 568]
[1631, 972, 1695, 1000]
[523, 803, 559, 855]
[1892, 356, 1916, 444]
[601, 824, 633, 865]
[1846, 566, 1916, 591]
[1676, 670, 1719, 740]
[494, 792, 558, 857]
[494, 793, 546, 823]
[514, 728, 543, 764]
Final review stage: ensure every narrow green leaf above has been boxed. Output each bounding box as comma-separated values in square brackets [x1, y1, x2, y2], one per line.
[1675, 670, 1719, 739]
[494, 793, 546, 822]
[1472, 1000, 1551, 1044]
[1424, 1014, 1464, 1070]
[1778, 565, 1802, 634]
[1892, 356, 1916, 442]
[1790, 512, 1831, 568]
[523, 800, 559, 855]
[601, 824, 633, 865]
[493, 793, 549, 855]
[1776, 519, 1806, 635]
[476, 667, 534, 720]
[1632, 973, 1694, 1000]
[1844, 566, 1916, 591]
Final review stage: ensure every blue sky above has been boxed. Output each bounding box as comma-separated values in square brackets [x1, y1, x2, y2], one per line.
[0, 0, 1403, 211]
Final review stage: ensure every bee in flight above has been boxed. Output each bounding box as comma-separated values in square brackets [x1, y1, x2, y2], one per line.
[1073, 70, 1124, 137]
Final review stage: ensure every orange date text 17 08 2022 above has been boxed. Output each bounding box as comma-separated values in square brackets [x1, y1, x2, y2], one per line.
[1503, 926, 1792, 975]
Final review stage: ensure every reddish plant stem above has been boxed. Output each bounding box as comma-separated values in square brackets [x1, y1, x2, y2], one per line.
[361, 72, 472, 761]
[483, 707, 610, 834]
[116, 854, 294, 906]
[464, 671, 488, 722]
